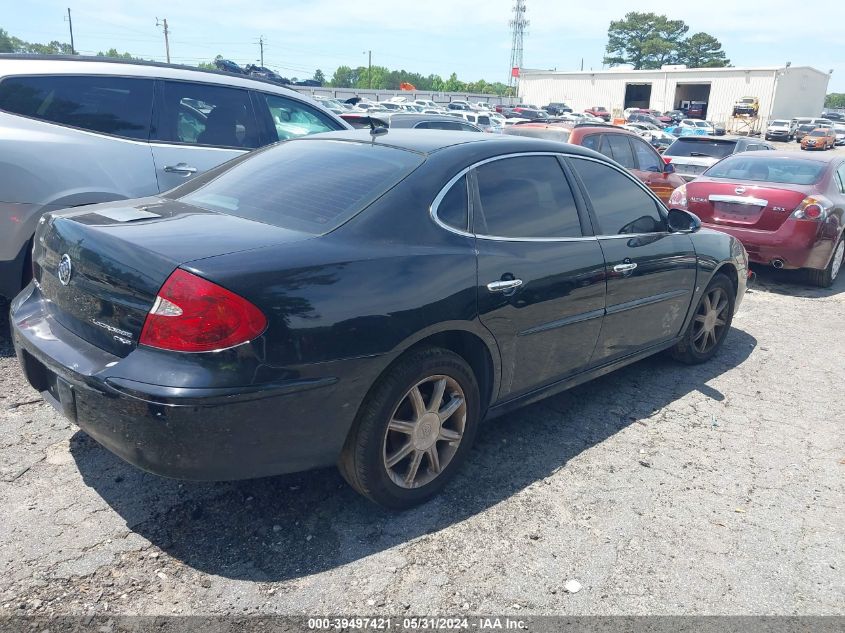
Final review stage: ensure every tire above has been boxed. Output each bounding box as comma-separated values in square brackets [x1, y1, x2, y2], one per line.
[338, 347, 481, 509]
[806, 236, 844, 288]
[671, 274, 735, 365]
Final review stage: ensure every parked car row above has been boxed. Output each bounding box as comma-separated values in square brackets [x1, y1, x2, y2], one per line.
[1, 56, 842, 510]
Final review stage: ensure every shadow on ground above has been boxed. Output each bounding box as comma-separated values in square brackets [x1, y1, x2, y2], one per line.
[64, 325, 757, 583]
[749, 262, 845, 298]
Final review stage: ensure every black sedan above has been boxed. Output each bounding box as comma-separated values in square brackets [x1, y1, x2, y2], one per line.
[11, 130, 748, 508]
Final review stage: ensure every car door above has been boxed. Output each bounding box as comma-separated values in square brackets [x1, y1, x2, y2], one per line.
[567, 155, 697, 363]
[471, 154, 607, 399]
[150, 80, 260, 191]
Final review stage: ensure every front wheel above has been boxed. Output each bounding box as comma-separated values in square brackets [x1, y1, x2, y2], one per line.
[339, 347, 481, 509]
[671, 274, 735, 364]
[806, 236, 844, 288]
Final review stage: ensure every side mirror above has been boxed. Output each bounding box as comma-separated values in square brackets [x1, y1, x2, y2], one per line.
[667, 208, 701, 233]
[663, 162, 675, 174]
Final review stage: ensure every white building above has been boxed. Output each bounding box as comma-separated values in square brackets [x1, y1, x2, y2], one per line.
[519, 65, 830, 124]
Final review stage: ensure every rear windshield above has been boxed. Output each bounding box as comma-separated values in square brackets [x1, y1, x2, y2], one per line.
[664, 138, 737, 158]
[504, 125, 571, 142]
[704, 156, 826, 185]
[178, 140, 424, 234]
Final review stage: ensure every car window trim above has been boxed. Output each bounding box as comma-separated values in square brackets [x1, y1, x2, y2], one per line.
[564, 154, 670, 238]
[0, 72, 155, 142]
[430, 151, 595, 242]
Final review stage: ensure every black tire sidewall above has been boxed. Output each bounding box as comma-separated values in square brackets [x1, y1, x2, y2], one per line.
[347, 348, 480, 509]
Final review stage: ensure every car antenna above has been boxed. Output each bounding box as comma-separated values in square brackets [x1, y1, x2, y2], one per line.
[368, 116, 388, 141]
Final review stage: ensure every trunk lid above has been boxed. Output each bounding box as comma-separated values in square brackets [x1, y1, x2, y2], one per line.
[34, 197, 313, 357]
[685, 180, 810, 231]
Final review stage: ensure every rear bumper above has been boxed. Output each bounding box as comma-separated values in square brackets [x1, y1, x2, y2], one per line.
[11, 285, 377, 481]
[702, 220, 833, 270]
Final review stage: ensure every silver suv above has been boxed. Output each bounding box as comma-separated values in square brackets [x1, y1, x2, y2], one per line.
[0, 56, 349, 298]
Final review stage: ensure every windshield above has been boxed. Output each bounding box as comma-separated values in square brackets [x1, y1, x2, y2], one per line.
[810, 130, 826, 137]
[770, 120, 789, 126]
[179, 140, 424, 234]
[705, 156, 826, 185]
[664, 138, 737, 158]
[799, 124, 816, 131]
[694, 121, 710, 128]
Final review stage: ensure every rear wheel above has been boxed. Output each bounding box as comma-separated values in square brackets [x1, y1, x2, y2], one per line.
[671, 274, 735, 364]
[339, 347, 480, 509]
[806, 236, 844, 288]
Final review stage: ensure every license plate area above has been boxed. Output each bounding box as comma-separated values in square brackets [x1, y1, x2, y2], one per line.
[714, 201, 761, 216]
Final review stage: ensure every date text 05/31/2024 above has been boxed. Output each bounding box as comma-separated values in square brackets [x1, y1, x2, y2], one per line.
[307, 617, 529, 630]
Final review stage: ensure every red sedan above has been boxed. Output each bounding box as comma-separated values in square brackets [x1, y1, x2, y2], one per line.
[669, 152, 845, 287]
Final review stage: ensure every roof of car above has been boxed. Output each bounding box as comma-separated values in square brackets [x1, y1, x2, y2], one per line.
[0, 54, 308, 95]
[300, 128, 608, 158]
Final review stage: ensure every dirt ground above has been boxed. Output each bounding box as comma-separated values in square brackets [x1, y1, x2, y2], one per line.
[1, 136, 843, 616]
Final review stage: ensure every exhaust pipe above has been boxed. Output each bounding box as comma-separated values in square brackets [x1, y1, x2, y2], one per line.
[771, 259, 784, 269]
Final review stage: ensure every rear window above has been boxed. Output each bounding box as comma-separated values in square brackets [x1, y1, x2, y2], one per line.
[504, 126, 571, 142]
[178, 140, 424, 234]
[0, 74, 153, 139]
[704, 156, 826, 185]
[664, 138, 737, 158]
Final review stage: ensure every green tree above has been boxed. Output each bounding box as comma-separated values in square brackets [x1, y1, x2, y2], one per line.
[679, 32, 729, 68]
[197, 55, 222, 70]
[313, 69, 325, 84]
[824, 93, 845, 109]
[0, 28, 26, 53]
[96, 48, 135, 59]
[604, 12, 688, 69]
[330, 65, 357, 88]
[444, 72, 466, 92]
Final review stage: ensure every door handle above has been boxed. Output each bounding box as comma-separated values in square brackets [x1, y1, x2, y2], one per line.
[163, 163, 198, 175]
[613, 263, 638, 273]
[487, 279, 523, 292]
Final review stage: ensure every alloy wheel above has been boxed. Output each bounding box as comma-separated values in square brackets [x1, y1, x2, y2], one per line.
[832, 240, 844, 281]
[692, 287, 730, 354]
[382, 375, 467, 489]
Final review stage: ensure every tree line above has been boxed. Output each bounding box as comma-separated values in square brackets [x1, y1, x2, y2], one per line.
[327, 65, 512, 95]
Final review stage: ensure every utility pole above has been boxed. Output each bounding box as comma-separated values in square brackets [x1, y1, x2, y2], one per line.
[156, 17, 170, 64]
[367, 50, 372, 89]
[258, 36, 265, 67]
[65, 8, 75, 55]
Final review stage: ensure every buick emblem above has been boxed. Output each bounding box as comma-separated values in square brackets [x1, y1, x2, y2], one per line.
[57, 254, 72, 286]
[735, 186, 746, 195]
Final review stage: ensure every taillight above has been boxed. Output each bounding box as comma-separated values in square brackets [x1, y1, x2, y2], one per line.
[791, 196, 830, 221]
[662, 156, 672, 164]
[140, 269, 267, 352]
[668, 184, 687, 208]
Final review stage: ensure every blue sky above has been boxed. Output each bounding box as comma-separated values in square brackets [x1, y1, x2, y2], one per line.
[5, 0, 844, 92]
